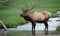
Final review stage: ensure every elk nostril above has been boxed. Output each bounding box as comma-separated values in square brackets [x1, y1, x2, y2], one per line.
[20, 14, 23, 16]
[20, 14, 22, 16]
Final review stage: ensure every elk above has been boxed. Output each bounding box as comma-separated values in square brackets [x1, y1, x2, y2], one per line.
[20, 5, 51, 35]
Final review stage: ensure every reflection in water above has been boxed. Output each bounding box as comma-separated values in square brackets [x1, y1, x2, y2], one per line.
[32, 30, 35, 36]
[32, 29, 49, 36]
[0, 30, 60, 36]
[45, 30, 48, 35]
[0, 30, 8, 36]
[31, 26, 49, 36]
[32, 30, 49, 36]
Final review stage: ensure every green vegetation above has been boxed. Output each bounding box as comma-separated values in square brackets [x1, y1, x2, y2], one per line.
[53, 19, 60, 33]
[56, 26, 60, 32]
[0, 0, 60, 27]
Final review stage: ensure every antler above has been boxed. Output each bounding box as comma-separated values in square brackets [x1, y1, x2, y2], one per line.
[29, 4, 36, 10]
[22, 5, 29, 12]
[22, 4, 36, 12]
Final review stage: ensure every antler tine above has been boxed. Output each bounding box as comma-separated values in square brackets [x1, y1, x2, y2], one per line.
[22, 5, 29, 11]
[29, 4, 36, 10]
[22, 4, 36, 11]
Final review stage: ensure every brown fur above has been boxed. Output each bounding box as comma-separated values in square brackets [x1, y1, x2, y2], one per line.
[20, 10, 51, 35]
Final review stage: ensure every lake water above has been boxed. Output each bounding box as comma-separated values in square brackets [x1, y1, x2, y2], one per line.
[0, 17, 60, 36]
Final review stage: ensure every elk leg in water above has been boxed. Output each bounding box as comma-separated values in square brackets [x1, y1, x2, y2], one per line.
[32, 22, 36, 35]
[44, 20, 48, 35]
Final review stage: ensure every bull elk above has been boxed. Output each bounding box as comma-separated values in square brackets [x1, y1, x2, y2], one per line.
[20, 5, 51, 35]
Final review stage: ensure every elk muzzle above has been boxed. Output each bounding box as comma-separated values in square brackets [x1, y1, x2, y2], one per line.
[20, 14, 22, 16]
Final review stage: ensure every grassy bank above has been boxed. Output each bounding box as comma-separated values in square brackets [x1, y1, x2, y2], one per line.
[0, 0, 60, 27]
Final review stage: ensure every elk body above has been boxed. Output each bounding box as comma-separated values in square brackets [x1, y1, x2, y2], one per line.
[20, 5, 51, 35]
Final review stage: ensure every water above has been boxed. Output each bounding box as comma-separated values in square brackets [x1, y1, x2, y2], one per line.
[8, 17, 60, 31]
[0, 17, 60, 36]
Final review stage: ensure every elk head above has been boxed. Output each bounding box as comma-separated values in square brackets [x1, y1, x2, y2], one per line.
[20, 4, 35, 17]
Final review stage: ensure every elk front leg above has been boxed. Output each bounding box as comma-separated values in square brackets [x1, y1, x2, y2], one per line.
[32, 22, 36, 35]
